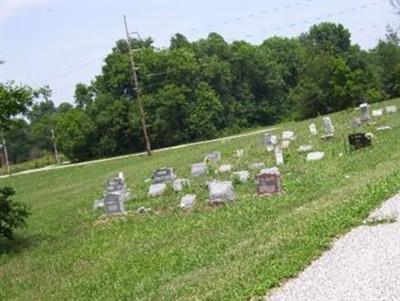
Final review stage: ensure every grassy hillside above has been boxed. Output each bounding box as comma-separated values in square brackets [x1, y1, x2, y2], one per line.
[1, 99, 400, 300]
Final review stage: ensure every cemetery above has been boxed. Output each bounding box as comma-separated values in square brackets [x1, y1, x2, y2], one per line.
[2, 98, 400, 300]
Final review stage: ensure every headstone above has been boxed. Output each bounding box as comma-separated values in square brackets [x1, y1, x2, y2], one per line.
[309, 123, 318, 136]
[256, 168, 281, 195]
[95, 173, 131, 211]
[250, 162, 265, 170]
[348, 133, 372, 150]
[233, 170, 250, 183]
[282, 131, 295, 141]
[235, 149, 244, 157]
[322, 117, 334, 138]
[260, 167, 280, 174]
[148, 183, 167, 197]
[180, 194, 196, 210]
[173, 179, 190, 192]
[350, 117, 362, 128]
[191, 162, 208, 177]
[152, 168, 176, 184]
[274, 147, 284, 165]
[205, 151, 221, 162]
[372, 109, 383, 117]
[218, 164, 232, 173]
[264, 133, 278, 152]
[386, 105, 397, 114]
[306, 152, 325, 162]
[377, 125, 391, 131]
[281, 140, 290, 149]
[207, 181, 236, 204]
[359, 103, 371, 123]
[298, 145, 313, 153]
[104, 192, 125, 215]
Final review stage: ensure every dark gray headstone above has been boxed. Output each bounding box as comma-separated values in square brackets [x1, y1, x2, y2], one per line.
[152, 168, 176, 184]
[104, 192, 125, 215]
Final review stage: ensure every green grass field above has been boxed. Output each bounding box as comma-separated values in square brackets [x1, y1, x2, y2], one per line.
[1, 99, 400, 300]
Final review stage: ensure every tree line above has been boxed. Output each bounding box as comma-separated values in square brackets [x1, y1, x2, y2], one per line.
[2, 22, 400, 164]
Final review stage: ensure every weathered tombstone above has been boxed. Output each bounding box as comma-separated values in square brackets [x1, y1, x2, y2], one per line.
[386, 105, 397, 114]
[250, 162, 265, 170]
[309, 123, 318, 136]
[348, 133, 372, 150]
[233, 170, 250, 183]
[152, 168, 176, 184]
[359, 103, 371, 123]
[205, 151, 221, 162]
[104, 192, 125, 215]
[264, 133, 278, 152]
[207, 181, 236, 204]
[235, 149, 244, 157]
[274, 147, 284, 165]
[94, 173, 131, 210]
[191, 162, 208, 177]
[322, 117, 334, 138]
[218, 164, 232, 173]
[148, 183, 167, 197]
[281, 140, 290, 149]
[350, 117, 362, 129]
[256, 168, 281, 195]
[173, 179, 190, 192]
[306, 151, 325, 162]
[180, 194, 196, 210]
[372, 109, 383, 117]
[282, 131, 295, 141]
[298, 145, 312, 153]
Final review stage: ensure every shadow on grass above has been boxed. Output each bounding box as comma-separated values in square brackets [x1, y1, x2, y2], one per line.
[0, 233, 50, 259]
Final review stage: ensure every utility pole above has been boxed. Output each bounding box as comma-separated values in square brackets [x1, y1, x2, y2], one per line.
[51, 129, 61, 165]
[123, 15, 152, 156]
[1, 132, 11, 176]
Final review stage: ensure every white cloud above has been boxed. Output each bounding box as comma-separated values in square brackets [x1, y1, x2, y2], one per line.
[0, 0, 49, 23]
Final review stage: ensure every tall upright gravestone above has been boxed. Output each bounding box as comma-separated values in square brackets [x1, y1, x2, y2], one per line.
[322, 117, 334, 138]
[359, 103, 371, 123]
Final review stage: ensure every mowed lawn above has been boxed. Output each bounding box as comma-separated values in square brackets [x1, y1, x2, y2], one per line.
[1, 99, 400, 300]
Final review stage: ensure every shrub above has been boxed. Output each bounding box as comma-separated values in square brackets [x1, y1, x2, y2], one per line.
[0, 187, 31, 239]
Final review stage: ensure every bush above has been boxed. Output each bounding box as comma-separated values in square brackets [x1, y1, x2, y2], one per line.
[0, 187, 31, 239]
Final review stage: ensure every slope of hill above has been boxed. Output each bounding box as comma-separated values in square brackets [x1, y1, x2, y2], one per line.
[1, 98, 400, 300]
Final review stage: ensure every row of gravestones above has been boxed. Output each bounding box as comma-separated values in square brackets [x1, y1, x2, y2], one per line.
[99, 163, 282, 215]
[97, 103, 397, 215]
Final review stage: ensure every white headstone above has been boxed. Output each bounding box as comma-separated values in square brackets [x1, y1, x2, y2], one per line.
[218, 164, 232, 173]
[233, 170, 250, 183]
[208, 181, 236, 204]
[372, 109, 383, 117]
[306, 152, 325, 162]
[235, 149, 244, 157]
[298, 145, 313, 153]
[322, 117, 334, 137]
[191, 162, 208, 177]
[281, 140, 290, 149]
[180, 194, 196, 210]
[148, 183, 167, 197]
[309, 123, 318, 136]
[173, 179, 190, 192]
[205, 151, 221, 162]
[274, 147, 284, 165]
[260, 167, 280, 175]
[359, 103, 371, 123]
[386, 105, 397, 113]
[376, 125, 391, 131]
[264, 133, 278, 152]
[282, 131, 295, 141]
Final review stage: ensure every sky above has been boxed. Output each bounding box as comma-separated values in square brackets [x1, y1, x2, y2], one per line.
[0, 0, 398, 105]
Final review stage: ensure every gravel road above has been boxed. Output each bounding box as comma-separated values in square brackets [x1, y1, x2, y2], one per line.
[266, 193, 400, 301]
